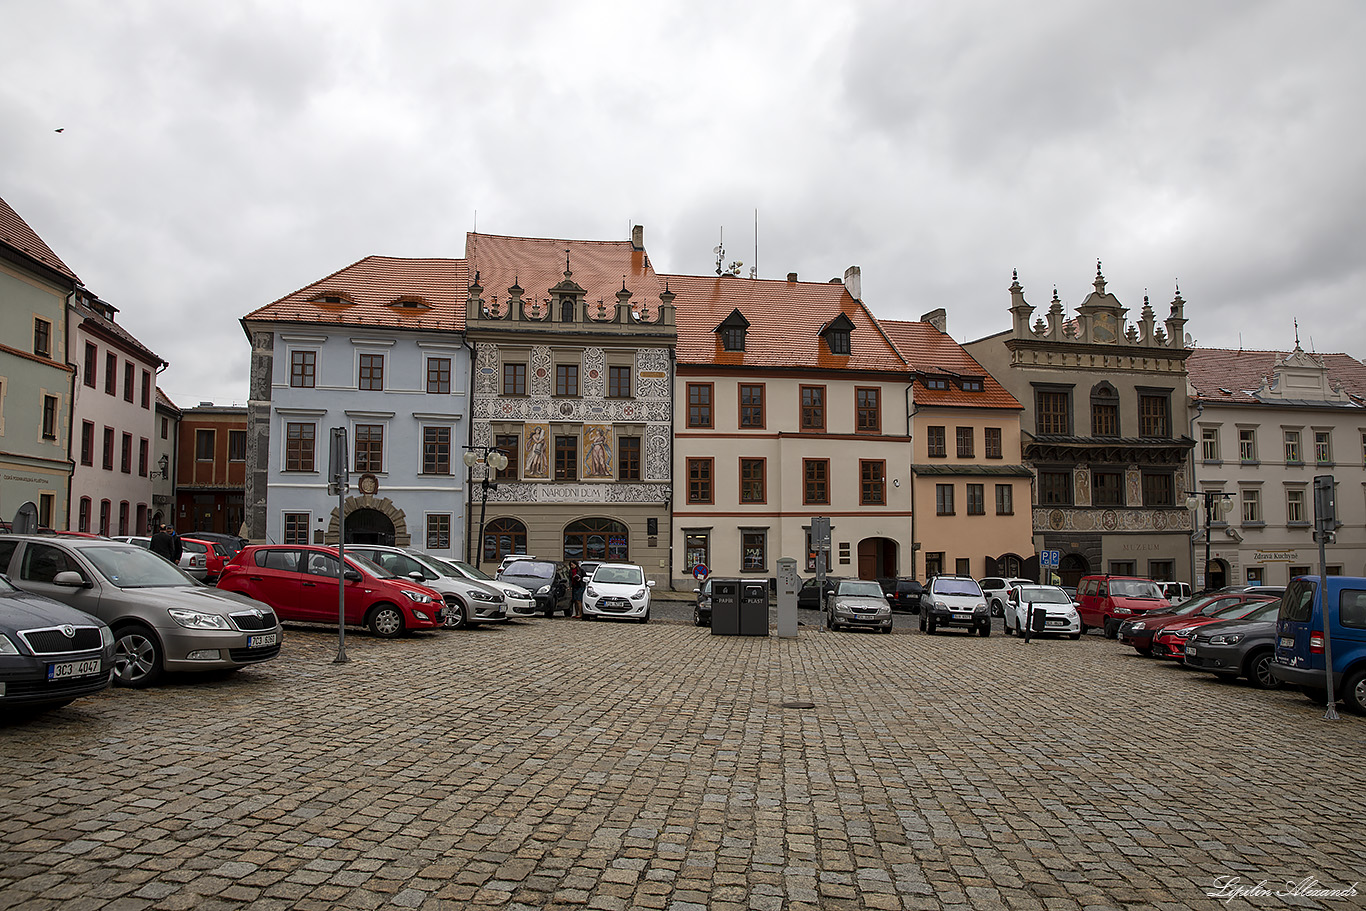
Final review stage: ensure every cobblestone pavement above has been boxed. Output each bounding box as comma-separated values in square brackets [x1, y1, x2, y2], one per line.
[2, 616, 1363, 911]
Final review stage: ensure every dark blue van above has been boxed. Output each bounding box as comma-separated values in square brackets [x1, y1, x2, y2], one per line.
[1271, 575, 1366, 713]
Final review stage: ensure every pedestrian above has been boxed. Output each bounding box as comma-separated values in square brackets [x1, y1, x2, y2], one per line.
[149, 524, 177, 563]
[168, 525, 183, 563]
[570, 560, 584, 618]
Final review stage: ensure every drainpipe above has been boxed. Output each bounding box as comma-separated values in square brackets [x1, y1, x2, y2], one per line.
[1188, 399, 1204, 589]
[667, 346, 677, 591]
[906, 382, 918, 580]
[461, 335, 477, 563]
[63, 287, 80, 530]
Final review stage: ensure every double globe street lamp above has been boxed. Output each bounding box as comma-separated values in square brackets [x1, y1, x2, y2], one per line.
[464, 446, 510, 570]
[1186, 490, 1234, 592]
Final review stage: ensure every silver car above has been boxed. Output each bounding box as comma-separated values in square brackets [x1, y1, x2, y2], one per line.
[111, 535, 210, 582]
[824, 579, 894, 633]
[432, 557, 537, 618]
[345, 546, 506, 629]
[0, 535, 282, 687]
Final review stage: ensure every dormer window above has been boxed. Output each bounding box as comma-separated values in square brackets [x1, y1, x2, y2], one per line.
[310, 291, 354, 306]
[390, 296, 430, 311]
[560, 297, 575, 323]
[961, 378, 983, 392]
[819, 313, 856, 355]
[924, 377, 950, 390]
[714, 309, 751, 352]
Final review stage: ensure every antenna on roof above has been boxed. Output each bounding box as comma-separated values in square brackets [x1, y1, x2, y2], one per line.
[473, 209, 477, 233]
[714, 228, 725, 276]
[751, 209, 758, 280]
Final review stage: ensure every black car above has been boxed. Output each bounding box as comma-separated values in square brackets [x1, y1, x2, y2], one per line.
[1182, 600, 1284, 688]
[186, 532, 249, 559]
[498, 559, 572, 617]
[0, 573, 115, 713]
[881, 578, 924, 613]
[797, 576, 843, 611]
[693, 578, 713, 627]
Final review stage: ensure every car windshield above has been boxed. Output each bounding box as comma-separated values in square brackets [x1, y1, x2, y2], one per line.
[449, 560, 493, 581]
[934, 578, 982, 596]
[83, 545, 196, 588]
[1213, 601, 1269, 619]
[503, 561, 553, 580]
[345, 553, 396, 579]
[1022, 588, 1071, 603]
[594, 565, 643, 585]
[1109, 580, 1163, 598]
[1246, 601, 1281, 622]
[837, 581, 885, 598]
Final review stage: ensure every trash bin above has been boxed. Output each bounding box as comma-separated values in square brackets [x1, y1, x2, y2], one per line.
[711, 579, 741, 635]
[739, 580, 769, 636]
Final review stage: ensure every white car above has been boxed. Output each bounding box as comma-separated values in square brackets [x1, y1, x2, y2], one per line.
[979, 576, 1031, 616]
[434, 557, 537, 618]
[582, 563, 653, 622]
[1003, 584, 1082, 639]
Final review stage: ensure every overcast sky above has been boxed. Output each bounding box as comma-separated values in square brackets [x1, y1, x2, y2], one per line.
[4, 1, 1363, 407]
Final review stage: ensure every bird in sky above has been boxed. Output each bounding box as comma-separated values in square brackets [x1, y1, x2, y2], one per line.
[54, 128, 64, 133]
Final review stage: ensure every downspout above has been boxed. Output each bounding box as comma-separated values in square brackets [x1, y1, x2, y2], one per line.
[906, 382, 918, 580]
[667, 347, 677, 592]
[1188, 399, 1203, 590]
[63, 287, 80, 530]
[461, 335, 477, 564]
[156, 360, 170, 534]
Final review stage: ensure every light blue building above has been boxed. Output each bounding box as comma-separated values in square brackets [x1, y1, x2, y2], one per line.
[242, 256, 471, 556]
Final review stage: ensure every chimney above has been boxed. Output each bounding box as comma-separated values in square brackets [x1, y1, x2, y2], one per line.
[843, 265, 862, 300]
[631, 225, 644, 251]
[921, 308, 947, 334]
[787, 272, 798, 283]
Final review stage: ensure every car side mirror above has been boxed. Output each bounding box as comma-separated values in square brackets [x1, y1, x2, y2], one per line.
[53, 571, 91, 589]
[343, 569, 363, 583]
[885, 592, 894, 601]
[408, 571, 425, 582]
[646, 580, 655, 588]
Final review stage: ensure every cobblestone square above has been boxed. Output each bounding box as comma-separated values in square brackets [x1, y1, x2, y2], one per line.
[2, 617, 1362, 910]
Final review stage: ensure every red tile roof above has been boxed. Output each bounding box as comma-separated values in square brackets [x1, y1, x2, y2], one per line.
[0, 196, 81, 284]
[880, 319, 1021, 409]
[245, 256, 469, 331]
[1187, 347, 1366, 405]
[155, 387, 181, 414]
[74, 296, 165, 367]
[666, 274, 907, 372]
[466, 232, 665, 318]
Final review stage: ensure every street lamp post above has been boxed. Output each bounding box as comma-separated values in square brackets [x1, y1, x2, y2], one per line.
[464, 446, 509, 570]
[1186, 490, 1234, 592]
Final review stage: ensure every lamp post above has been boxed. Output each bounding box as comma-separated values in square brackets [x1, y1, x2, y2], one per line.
[1186, 490, 1234, 592]
[464, 446, 509, 570]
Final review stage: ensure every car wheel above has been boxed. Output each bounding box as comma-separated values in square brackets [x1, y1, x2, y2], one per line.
[113, 624, 164, 688]
[1135, 647, 1153, 657]
[1103, 618, 1120, 639]
[979, 622, 991, 638]
[1244, 649, 1281, 690]
[638, 611, 650, 624]
[1341, 668, 1366, 715]
[991, 598, 1002, 618]
[693, 606, 705, 626]
[445, 601, 469, 630]
[1079, 622, 1090, 635]
[926, 617, 937, 635]
[1003, 617, 1014, 636]
[1069, 632, 1081, 640]
[367, 603, 405, 639]
[918, 612, 926, 632]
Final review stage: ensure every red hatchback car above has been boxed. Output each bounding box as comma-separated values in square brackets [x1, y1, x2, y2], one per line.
[217, 545, 444, 637]
[185, 537, 231, 582]
[1151, 599, 1276, 659]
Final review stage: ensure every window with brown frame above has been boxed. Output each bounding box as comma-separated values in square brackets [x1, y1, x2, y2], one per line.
[283, 513, 309, 545]
[740, 458, 766, 503]
[80, 421, 94, 466]
[956, 426, 974, 458]
[687, 383, 713, 428]
[618, 436, 641, 480]
[687, 458, 713, 504]
[1092, 384, 1119, 437]
[800, 385, 825, 430]
[995, 484, 1013, 515]
[860, 460, 885, 505]
[985, 427, 1003, 459]
[426, 357, 451, 394]
[138, 438, 149, 476]
[1093, 469, 1124, 507]
[141, 370, 151, 408]
[556, 364, 579, 397]
[1141, 471, 1174, 507]
[285, 422, 315, 472]
[1035, 388, 1071, 435]
[494, 434, 519, 480]
[966, 483, 985, 515]
[33, 318, 51, 357]
[105, 352, 117, 395]
[358, 353, 384, 391]
[503, 363, 527, 396]
[927, 426, 947, 457]
[121, 433, 133, 473]
[608, 366, 632, 398]
[83, 343, 97, 388]
[855, 387, 881, 432]
[1039, 470, 1072, 505]
[422, 427, 451, 475]
[42, 396, 58, 440]
[936, 484, 954, 515]
[804, 459, 829, 505]
[741, 530, 766, 571]
[123, 362, 134, 402]
[290, 350, 316, 388]
[102, 427, 114, 470]
[354, 424, 384, 472]
[739, 384, 765, 428]
[1139, 392, 1171, 438]
[554, 435, 578, 479]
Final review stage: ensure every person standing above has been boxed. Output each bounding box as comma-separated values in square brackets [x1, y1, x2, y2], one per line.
[149, 525, 177, 563]
[570, 560, 584, 618]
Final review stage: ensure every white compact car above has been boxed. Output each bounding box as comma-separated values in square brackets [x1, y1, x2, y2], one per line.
[582, 563, 653, 622]
[1003, 584, 1082, 639]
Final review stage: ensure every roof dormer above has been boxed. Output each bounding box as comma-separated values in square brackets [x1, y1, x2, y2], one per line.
[820, 312, 855, 355]
[389, 295, 431, 311]
[309, 291, 355, 307]
[715, 309, 750, 351]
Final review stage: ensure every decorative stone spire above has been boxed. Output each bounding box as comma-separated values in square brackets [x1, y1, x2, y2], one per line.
[1094, 260, 1106, 295]
[1009, 269, 1034, 338]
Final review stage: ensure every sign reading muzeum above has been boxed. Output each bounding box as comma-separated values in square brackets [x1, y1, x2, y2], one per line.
[964, 265, 1195, 586]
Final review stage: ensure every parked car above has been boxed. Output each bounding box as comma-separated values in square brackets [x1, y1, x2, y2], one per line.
[0, 535, 282, 687]
[1002, 584, 1081, 638]
[1182, 600, 1285, 688]
[880, 578, 924, 613]
[112, 534, 210, 581]
[582, 562, 653, 622]
[919, 576, 990, 636]
[432, 557, 537, 619]
[188, 532, 249, 559]
[1076, 575, 1170, 638]
[1271, 575, 1366, 713]
[216, 544, 443, 638]
[979, 576, 1031, 617]
[693, 578, 713, 627]
[0, 573, 115, 712]
[1158, 581, 1193, 605]
[1119, 592, 1278, 656]
[1151, 599, 1278, 659]
[825, 579, 893, 633]
[498, 559, 572, 617]
[186, 537, 232, 582]
[797, 576, 842, 611]
[498, 554, 536, 574]
[344, 546, 506, 629]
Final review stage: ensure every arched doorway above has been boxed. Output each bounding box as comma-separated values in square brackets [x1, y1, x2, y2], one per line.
[564, 517, 629, 563]
[1206, 558, 1229, 590]
[483, 517, 528, 564]
[346, 508, 395, 546]
[1058, 553, 1090, 588]
[857, 538, 897, 580]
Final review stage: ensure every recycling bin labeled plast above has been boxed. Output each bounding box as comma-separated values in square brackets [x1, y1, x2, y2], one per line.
[740, 580, 770, 636]
[710, 579, 741, 635]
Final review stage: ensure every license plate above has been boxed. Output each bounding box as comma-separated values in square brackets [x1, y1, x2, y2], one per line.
[1279, 637, 1294, 648]
[1185, 645, 1197, 656]
[953, 613, 971, 620]
[48, 658, 102, 680]
[247, 633, 278, 648]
